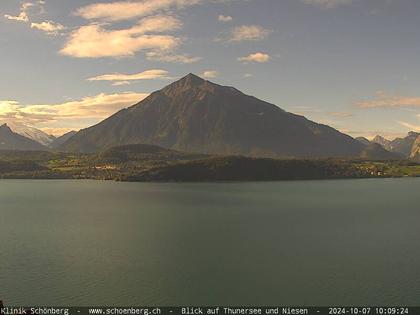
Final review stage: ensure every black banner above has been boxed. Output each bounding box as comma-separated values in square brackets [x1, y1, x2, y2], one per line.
[0, 307, 416, 315]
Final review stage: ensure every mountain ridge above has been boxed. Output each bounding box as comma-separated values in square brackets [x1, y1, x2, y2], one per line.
[0, 124, 47, 151]
[61, 74, 373, 158]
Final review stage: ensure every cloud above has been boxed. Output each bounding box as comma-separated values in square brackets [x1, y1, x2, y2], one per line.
[238, 52, 270, 63]
[0, 92, 148, 130]
[201, 71, 218, 79]
[5, 1, 66, 37]
[229, 25, 271, 42]
[111, 81, 131, 86]
[88, 69, 170, 84]
[398, 121, 420, 132]
[76, 0, 202, 22]
[4, 12, 29, 22]
[218, 15, 232, 22]
[302, 0, 353, 8]
[328, 112, 353, 118]
[3, 2, 34, 22]
[358, 91, 420, 108]
[146, 51, 201, 63]
[31, 21, 66, 35]
[39, 127, 78, 137]
[60, 15, 181, 58]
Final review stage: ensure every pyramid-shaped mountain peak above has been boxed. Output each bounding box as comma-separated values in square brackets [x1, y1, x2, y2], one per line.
[162, 73, 207, 91]
[60, 74, 367, 158]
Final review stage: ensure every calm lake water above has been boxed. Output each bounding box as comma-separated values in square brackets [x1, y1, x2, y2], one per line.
[0, 179, 419, 306]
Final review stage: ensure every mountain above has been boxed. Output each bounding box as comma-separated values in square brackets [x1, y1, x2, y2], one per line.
[373, 132, 420, 157]
[410, 136, 420, 161]
[60, 73, 368, 158]
[356, 137, 371, 146]
[4, 121, 56, 146]
[49, 130, 77, 149]
[359, 143, 402, 160]
[390, 132, 420, 156]
[0, 124, 47, 151]
[372, 135, 392, 151]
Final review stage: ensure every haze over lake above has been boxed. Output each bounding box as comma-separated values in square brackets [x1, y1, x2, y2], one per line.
[1, 179, 419, 306]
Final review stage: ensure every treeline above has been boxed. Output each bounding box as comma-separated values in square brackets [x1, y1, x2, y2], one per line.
[0, 145, 420, 182]
[124, 156, 372, 182]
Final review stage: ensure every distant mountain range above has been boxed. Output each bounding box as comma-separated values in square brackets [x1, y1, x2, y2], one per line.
[5, 121, 56, 146]
[60, 73, 391, 159]
[0, 74, 418, 161]
[0, 122, 77, 151]
[0, 124, 46, 151]
[358, 132, 420, 159]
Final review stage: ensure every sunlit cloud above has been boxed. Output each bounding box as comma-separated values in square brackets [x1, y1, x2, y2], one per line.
[301, 0, 353, 8]
[398, 121, 420, 132]
[31, 21, 66, 35]
[60, 15, 181, 58]
[0, 92, 148, 132]
[76, 0, 202, 22]
[229, 25, 271, 42]
[146, 51, 201, 63]
[328, 112, 353, 118]
[111, 81, 131, 86]
[39, 127, 77, 137]
[238, 52, 270, 63]
[218, 15, 232, 22]
[358, 91, 420, 108]
[88, 69, 171, 85]
[201, 70, 218, 79]
[3, 2, 34, 22]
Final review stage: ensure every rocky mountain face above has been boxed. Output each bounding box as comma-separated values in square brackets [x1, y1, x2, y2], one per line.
[410, 136, 420, 161]
[0, 124, 47, 151]
[372, 132, 420, 158]
[372, 135, 392, 151]
[60, 74, 371, 158]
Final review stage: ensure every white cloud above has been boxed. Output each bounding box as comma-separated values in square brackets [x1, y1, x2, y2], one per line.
[5, 1, 65, 38]
[201, 70, 218, 79]
[328, 112, 353, 118]
[146, 51, 201, 63]
[60, 15, 181, 58]
[3, 2, 34, 22]
[358, 91, 420, 108]
[88, 69, 170, 83]
[0, 92, 148, 130]
[398, 121, 420, 132]
[40, 127, 77, 137]
[112, 81, 131, 86]
[76, 0, 202, 21]
[229, 25, 271, 42]
[302, 0, 353, 8]
[4, 12, 29, 22]
[218, 15, 232, 22]
[31, 21, 65, 35]
[238, 52, 270, 63]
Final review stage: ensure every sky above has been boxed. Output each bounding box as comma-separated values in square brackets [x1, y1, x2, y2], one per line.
[1, 0, 420, 139]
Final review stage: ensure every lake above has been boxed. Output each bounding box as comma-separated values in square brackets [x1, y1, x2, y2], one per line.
[0, 179, 419, 306]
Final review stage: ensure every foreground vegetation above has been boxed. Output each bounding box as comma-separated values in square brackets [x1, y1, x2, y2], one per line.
[0, 144, 420, 182]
